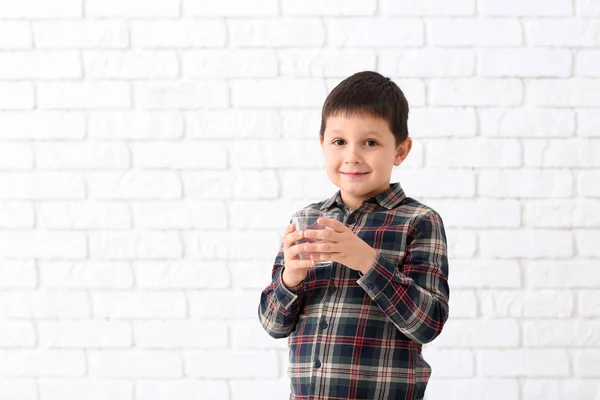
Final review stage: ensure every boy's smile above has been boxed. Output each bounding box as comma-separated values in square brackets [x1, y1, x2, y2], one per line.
[321, 113, 412, 209]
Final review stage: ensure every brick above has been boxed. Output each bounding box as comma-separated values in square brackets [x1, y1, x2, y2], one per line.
[481, 230, 573, 258]
[0, 0, 81, 18]
[92, 292, 186, 319]
[420, 349, 474, 377]
[444, 229, 477, 258]
[0, 111, 85, 139]
[182, 50, 277, 78]
[578, 171, 600, 197]
[230, 379, 290, 400]
[229, 200, 306, 229]
[131, 141, 227, 169]
[573, 351, 600, 377]
[230, 260, 275, 290]
[230, 139, 322, 168]
[0, 51, 80, 79]
[434, 319, 519, 347]
[429, 19, 521, 46]
[38, 82, 130, 109]
[279, 168, 340, 201]
[409, 108, 477, 137]
[282, 0, 375, 15]
[232, 320, 287, 350]
[131, 20, 225, 48]
[0, 201, 35, 228]
[578, 110, 600, 137]
[524, 139, 600, 167]
[0, 379, 37, 399]
[0, 291, 89, 318]
[0, 22, 32, 49]
[577, 230, 600, 257]
[430, 79, 523, 106]
[185, 0, 277, 16]
[395, 168, 476, 198]
[35, 142, 129, 169]
[426, 379, 519, 400]
[137, 380, 229, 400]
[87, 171, 181, 200]
[480, 109, 574, 137]
[382, 0, 474, 15]
[39, 261, 133, 289]
[480, 350, 569, 377]
[0, 231, 86, 259]
[480, 49, 571, 77]
[449, 260, 521, 288]
[33, 21, 128, 48]
[579, 0, 600, 16]
[524, 199, 600, 228]
[0, 321, 35, 347]
[0, 82, 34, 110]
[134, 321, 227, 348]
[478, 170, 573, 198]
[135, 81, 228, 109]
[523, 380, 600, 400]
[134, 261, 230, 289]
[89, 231, 182, 260]
[185, 350, 279, 378]
[380, 49, 474, 77]
[0, 143, 32, 169]
[279, 49, 376, 77]
[480, 0, 572, 16]
[579, 291, 600, 317]
[132, 201, 227, 229]
[84, 51, 178, 79]
[0, 261, 36, 288]
[527, 19, 600, 47]
[445, 290, 477, 317]
[280, 110, 320, 138]
[527, 261, 600, 288]
[38, 321, 131, 348]
[232, 79, 326, 107]
[182, 170, 279, 200]
[424, 199, 520, 228]
[425, 138, 521, 167]
[187, 110, 281, 138]
[39, 380, 132, 400]
[189, 290, 261, 318]
[39, 201, 130, 230]
[327, 18, 423, 47]
[530, 79, 600, 106]
[480, 290, 574, 318]
[89, 111, 182, 140]
[577, 50, 600, 77]
[89, 351, 182, 378]
[0, 350, 85, 377]
[87, 0, 179, 17]
[525, 320, 600, 347]
[230, 19, 324, 47]
[0, 173, 85, 200]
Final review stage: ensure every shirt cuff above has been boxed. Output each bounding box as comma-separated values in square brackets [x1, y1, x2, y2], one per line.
[273, 267, 300, 310]
[357, 252, 397, 299]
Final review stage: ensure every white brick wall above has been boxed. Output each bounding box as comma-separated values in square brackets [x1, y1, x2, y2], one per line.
[0, 1, 598, 399]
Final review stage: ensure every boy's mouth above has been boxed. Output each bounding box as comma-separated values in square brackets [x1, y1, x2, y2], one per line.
[341, 172, 369, 176]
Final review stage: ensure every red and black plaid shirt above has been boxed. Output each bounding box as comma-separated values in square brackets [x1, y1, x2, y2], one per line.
[259, 182, 450, 400]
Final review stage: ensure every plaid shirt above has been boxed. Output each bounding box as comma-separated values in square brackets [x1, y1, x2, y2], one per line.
[258, 182, 450, 400]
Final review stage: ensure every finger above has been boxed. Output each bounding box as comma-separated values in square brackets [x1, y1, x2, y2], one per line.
[304, 228, 336, 242]
[310, 252, 342, 262]
[283, 230, 304, 249]
[317, 217, 347, 233]
[304, 241, 338, 254]
[285, 259, 316, 269]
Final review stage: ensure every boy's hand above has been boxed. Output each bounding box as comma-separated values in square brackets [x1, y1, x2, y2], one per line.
[281, 223, 315, 288]
[303, 217, 377, 275]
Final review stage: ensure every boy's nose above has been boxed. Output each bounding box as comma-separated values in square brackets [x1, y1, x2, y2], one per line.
[344, 147, 362, 163]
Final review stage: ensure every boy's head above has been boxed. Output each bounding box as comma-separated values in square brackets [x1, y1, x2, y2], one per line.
[319, 71, 412, 209]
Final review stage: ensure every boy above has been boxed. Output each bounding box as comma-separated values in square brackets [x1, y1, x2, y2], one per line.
[258, 71, 449, 400]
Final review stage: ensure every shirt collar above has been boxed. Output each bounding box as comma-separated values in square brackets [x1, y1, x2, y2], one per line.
[321, 182, 406, 211]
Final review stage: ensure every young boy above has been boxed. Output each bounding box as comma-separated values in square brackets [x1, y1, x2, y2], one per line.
[258, 71, 450, 400]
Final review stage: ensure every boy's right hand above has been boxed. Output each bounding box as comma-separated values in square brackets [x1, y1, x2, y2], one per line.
[281, 223, 315, 288]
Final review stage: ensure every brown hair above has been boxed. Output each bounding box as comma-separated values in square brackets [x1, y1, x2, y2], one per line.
[319, 71, 409, 146]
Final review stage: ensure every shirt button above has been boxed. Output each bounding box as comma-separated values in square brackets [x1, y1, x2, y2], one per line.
[314, 360, 321, 369]
[329, 285, 337, 293]
[366, 283, 374, 290]
[319, 320, 328, 330]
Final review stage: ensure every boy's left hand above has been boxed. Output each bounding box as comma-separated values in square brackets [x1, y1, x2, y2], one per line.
[303, 217, 377, 275]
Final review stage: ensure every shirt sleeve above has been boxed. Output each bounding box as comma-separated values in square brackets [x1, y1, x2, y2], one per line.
[258, 241, 304, 339]
[357, 210, 450, 344]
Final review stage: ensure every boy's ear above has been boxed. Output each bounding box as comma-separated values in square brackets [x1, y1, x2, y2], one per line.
[394, 137, 412, 166]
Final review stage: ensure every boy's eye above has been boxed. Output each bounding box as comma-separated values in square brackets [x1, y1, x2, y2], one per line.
[332, 139, 345, 146]
[365, 140, 378, 147]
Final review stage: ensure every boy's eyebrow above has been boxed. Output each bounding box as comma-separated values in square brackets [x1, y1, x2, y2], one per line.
[330, 130, 382, 137]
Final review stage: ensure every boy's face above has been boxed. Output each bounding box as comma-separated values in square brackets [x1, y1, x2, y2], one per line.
[320, 113, 411, 210]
